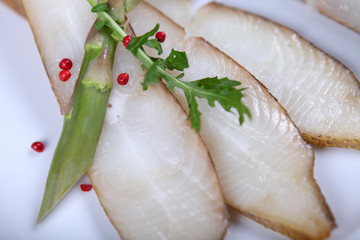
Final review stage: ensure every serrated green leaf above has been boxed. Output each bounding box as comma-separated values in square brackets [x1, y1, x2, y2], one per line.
[91, 3, 109, 13]
[185, 92, 202, 133]
[83, 1, 252, 132]
[160, 49, 189, 71]
[142, 64, 161, 90]
[144, 39, 163, 55]
[195, 77, 241, 89]
[185, 77, 251, 126]
[127, 24, 160, 56]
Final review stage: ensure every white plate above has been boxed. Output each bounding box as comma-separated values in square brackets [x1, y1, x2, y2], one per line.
[0, 0, 359, 239]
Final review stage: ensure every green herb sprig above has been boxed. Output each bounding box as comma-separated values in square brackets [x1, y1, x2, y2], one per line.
[88, 0, 251, 132]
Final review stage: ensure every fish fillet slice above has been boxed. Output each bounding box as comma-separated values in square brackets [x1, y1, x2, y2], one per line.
[2, 0, 25, 16]
[147, 0, 360, 150]
[305, 0, 360, 33]
[129, 2, 335, 239]
[141, 0, 191, 28]
[21, 0, 229, 239]
[88, 47, 229, 240]
[21, 0, 96, 113]
[180, 2, 360, 150]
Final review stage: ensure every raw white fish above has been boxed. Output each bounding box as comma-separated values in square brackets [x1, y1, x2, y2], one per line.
[149, 0, 360, 150]
[21, 0, 229, 239]
[305, 0, 360, 33]
[129, 2, 335, 239]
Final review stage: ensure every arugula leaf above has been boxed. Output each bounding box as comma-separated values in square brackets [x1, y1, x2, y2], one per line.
[136, 33, 250, 131]
[184, 77, 251, 127]
[159, 49, 189, 71]
[87, 0, 251, 132]
[127, 24, 160, 56]
[184, 91, 202, 132]
[144, 39, 163, 55]
[142, 64, 161, 90]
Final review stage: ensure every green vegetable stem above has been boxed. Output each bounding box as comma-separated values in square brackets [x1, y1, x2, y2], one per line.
[37, 26, 116, 223]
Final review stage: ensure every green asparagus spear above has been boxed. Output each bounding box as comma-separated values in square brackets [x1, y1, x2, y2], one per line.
[37, 26, 116, 223]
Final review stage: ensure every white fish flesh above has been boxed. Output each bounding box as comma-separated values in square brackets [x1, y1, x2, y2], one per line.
[21, 0, 96, 113]
[88, 47, 229, 240]
[142, 0, 191, 28]
[152, 0, 360, 150]
[305, 0, 360, 33]
[129, 2, 335, 239]
[21, 0, 229, 239]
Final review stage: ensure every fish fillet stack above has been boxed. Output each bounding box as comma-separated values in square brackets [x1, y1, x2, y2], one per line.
[5, 0, 359, 239]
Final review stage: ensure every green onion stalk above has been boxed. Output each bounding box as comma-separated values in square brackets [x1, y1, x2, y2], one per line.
[37, 25, 117, 223]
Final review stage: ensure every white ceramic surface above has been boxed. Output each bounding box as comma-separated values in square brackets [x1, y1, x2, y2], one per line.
[0, 0, 359, 239]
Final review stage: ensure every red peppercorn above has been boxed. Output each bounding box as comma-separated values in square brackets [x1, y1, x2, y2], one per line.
[117, 73, 129, 85]
[80, 184, 93, 192]
[123, 35, 132, 48]
[59, 70, 71, 82]
[31, 141, 45, 152]
[155, 31, 166, 42]
[59, 58, 73, 70]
